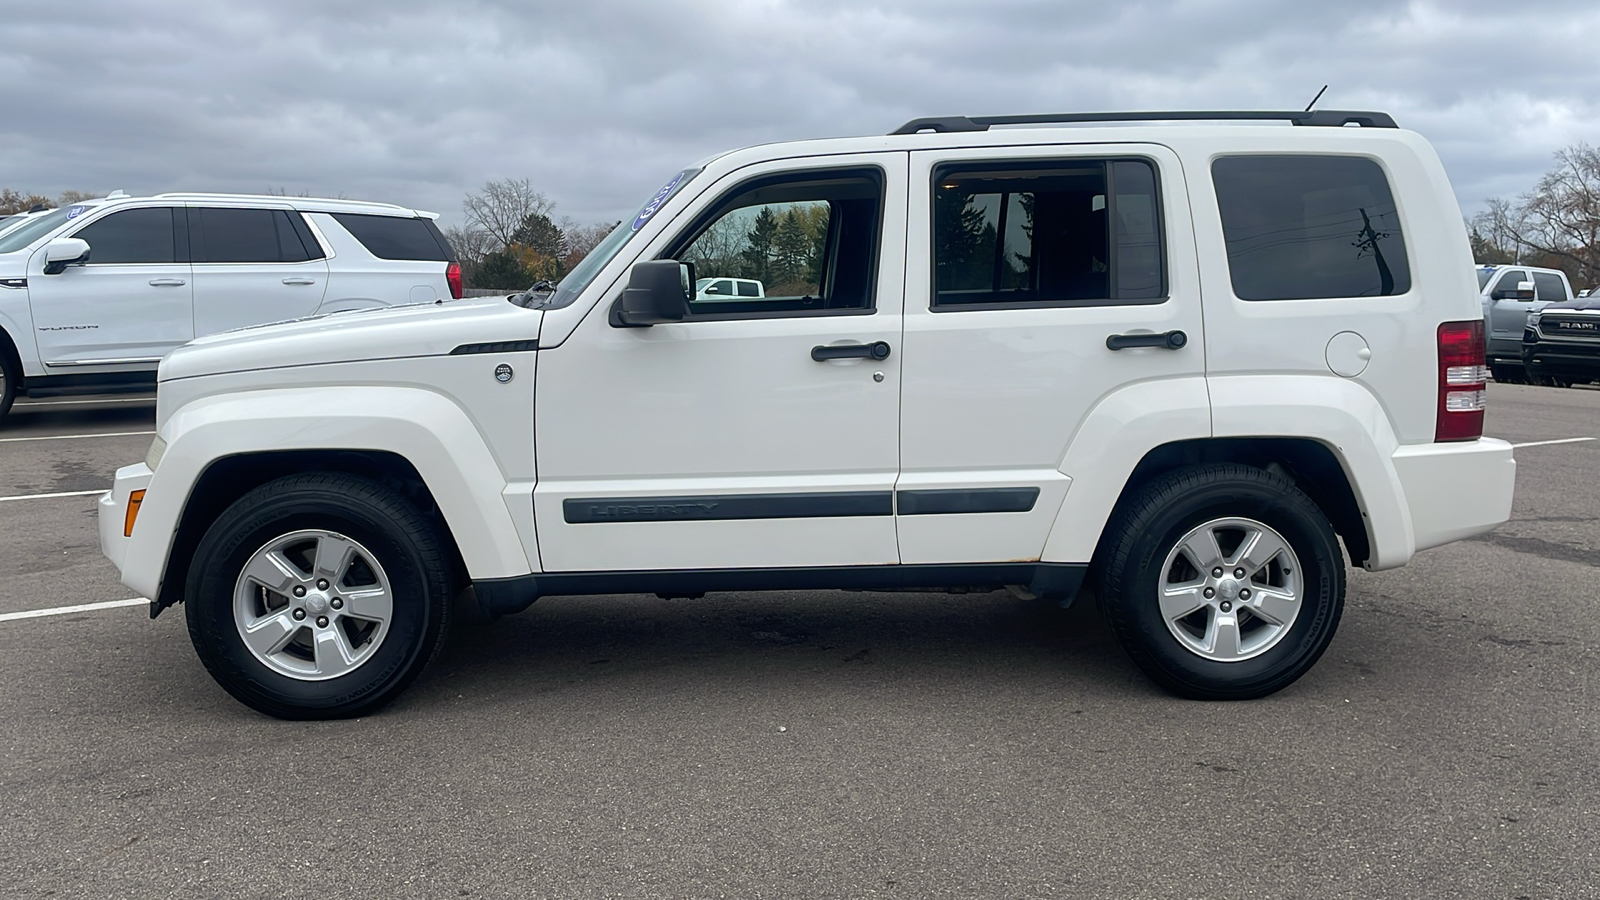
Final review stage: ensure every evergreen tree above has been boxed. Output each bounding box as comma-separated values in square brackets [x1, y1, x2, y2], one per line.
[741, 206, 779, 282]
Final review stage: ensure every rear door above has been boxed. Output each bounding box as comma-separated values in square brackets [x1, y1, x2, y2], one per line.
[27, 205, 193, 368]
[897, 144, 1205, 564]
[189, 206, 329, 336]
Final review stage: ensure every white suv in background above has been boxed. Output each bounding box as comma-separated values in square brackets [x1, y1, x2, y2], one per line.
[0, 192, 461, 423]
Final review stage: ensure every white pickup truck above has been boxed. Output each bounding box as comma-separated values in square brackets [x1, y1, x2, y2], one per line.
[100, 110, 1516, 719]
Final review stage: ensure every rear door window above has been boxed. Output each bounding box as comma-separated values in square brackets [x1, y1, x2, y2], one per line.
[1213, 155, 1411, 300]
[194, 208, 299, 263]
[331, 213, 455, 261]
[931, 158, 1165, 308]
[1532, 271, 1568, 302]
[73, 208, 177, 264]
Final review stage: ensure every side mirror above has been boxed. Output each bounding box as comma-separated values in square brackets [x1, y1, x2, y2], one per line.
[42, 237, 91, 275]
[1515, 280, 1536, 301]
[610, 260, 693, 327]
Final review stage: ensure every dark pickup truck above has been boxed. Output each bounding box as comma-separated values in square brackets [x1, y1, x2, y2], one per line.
[1523, 297, 1600, 387]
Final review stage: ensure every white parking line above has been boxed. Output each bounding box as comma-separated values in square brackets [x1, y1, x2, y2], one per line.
[0, 430, 154, 444]
[14, 397, 154, 408]
[0, 489, 106, 503]
[0, 597, 147, 623]
[1511, 437, 1597, 449]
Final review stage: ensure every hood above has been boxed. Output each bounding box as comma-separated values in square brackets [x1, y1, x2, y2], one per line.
[1535, 297, 1600, 313]
[161, 297, 541, 381]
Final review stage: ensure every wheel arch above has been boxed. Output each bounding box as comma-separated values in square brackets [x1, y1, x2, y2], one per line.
[123, 385, 536, 610]
[1091, 437, 1372, 569]
[155, 449, 468, 614]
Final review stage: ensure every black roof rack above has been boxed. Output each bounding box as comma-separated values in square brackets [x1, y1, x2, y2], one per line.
[890, 110, 1398, 135]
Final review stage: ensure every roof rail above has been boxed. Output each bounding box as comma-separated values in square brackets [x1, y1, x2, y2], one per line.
[150, 192, 409, 209]
[890, 110, 1398, 135]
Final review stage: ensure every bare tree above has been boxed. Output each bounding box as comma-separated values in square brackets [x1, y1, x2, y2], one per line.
[56, 190, 98, 205]
[560, 219, 617, 269]
[463, 178, 557, 250]
[1477, 144, 1600, 290]
[1, 188, 53, 215]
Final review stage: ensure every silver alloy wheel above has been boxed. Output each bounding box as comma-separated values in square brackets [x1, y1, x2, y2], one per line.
[1157, 516, 1303, 662]
[232, 529, 394, 681]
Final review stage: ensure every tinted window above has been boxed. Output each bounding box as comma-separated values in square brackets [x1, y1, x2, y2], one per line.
[331, 213, 453, 261]
[1213, 155, 1411, 300]
[932, 158, 1164, 307]
[1532, 271, 1568, 302]
[1492, 270, 1527, 297]
[671, 168, 883, 316]
[74, 208, 176, 264]
[197, 207, 298, 263]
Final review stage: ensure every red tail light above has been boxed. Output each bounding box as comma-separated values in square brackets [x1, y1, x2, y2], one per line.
[1436, 320, 1486, 442]
[446, 262, 463, 300]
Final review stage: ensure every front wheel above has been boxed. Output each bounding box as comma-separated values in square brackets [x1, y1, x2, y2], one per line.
[186, 473, 453, 719]
[1096, 464, 1345, 700]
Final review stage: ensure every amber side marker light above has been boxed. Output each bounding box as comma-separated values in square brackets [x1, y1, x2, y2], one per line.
[124, 490, 146, 537]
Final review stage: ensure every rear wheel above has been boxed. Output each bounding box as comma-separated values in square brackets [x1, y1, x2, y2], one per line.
[1489, 362, 1526, 384]
[186, 473, 452, 719]
[1097, 464, 1345, 700]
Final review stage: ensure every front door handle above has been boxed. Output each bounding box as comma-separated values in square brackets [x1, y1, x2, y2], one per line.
[1106, 330, 1187, 351]
[812, 341, 891, 361]
[148, 278, 186, 287]
[282, 277, 317, 285]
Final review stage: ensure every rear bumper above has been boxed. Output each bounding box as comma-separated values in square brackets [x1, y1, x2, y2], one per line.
[1391, 438, 1515, 554]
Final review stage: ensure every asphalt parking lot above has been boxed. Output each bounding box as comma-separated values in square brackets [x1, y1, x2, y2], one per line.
[1, 384, 1596, 899]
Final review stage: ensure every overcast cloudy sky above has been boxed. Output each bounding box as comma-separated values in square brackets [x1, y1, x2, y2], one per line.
[4, 0, 1599, 229]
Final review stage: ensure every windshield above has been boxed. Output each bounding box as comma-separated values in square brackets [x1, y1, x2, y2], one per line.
[1477, 268, 1495, 290]
[0, 206, 88, 254]
[535, 168, 699, 310]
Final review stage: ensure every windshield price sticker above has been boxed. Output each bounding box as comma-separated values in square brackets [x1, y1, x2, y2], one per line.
[66, 206, 87, 219]
[632, 172, 688, 232]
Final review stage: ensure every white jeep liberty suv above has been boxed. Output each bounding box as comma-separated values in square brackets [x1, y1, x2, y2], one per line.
[100, 110, 1516, 719]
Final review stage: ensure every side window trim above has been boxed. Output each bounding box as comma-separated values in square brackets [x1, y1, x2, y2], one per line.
[928, 155, 1169, 312]
[658, 164, 888, 322]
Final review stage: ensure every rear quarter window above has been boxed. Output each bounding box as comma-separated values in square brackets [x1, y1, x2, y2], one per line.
[1213, 155, 1411, 301]
[330, 213, 455, 262]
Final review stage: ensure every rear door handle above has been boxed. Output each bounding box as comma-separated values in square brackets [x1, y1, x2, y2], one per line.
[148, 278, 186, 287]
[812, 341, 891, 361]
[1106, 330, 1187, 351]
[282, 277, 317, 285]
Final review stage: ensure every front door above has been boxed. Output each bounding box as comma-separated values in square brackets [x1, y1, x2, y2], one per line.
[897, 144, 1206, 564]
[534, 153, 908, 572]
[27, 205, 193, 368]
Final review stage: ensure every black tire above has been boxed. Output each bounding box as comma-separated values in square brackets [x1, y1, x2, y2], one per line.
[186, 473, 453, 719]
[1489, 362, 1525, 384]
[0, 350, 17, 426]
[1096, 464, 1345, 700]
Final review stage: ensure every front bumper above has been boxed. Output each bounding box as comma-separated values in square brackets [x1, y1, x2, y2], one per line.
[1523, 338, 1600, 380]
[98, 463, 155, 601]
[1391, 437, 1515, 554]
